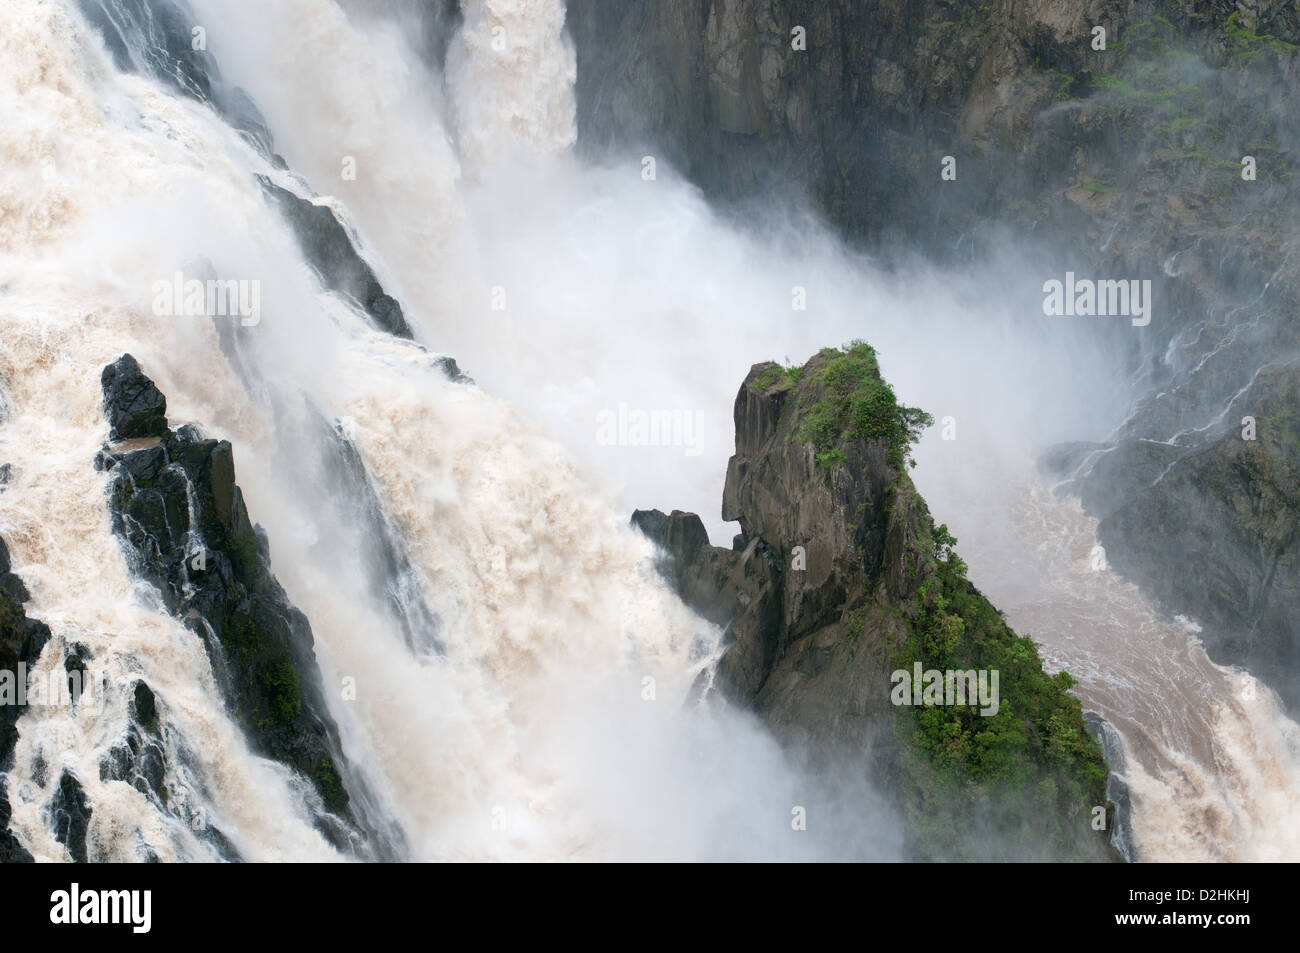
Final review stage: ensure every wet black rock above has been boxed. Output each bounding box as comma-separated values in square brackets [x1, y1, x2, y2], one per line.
[0, 779, 25, 863]
[313, 416, 442, 658]
[572, 0, 1300, 735]
[629, 508, 669, 546]
[96, 356, 359, 846]
[78, 0, 214, 101]
[1037, 442, 1107, 484]
[49, 771, 92, 863]
[77, 0, 277, 159]
[1084, 712, 1138, 862]
[99, 731, 167, 805]
[63, 642, 92, 699]
[631, 507, 782, 701]
[1076, 441, 1184, 523]
[256, 176, 413, 338]
[100, 680, 166, 807]
[101, 354, 168, 441]
[133, 680, 159, 736]
[98, 678, 166, 809]
[437, 356, 471, 384]
[217, 85, 276, 158]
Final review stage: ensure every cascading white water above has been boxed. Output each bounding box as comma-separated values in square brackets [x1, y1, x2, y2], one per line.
[1, 0, 1294, 862]
[0, 1, 351, 861]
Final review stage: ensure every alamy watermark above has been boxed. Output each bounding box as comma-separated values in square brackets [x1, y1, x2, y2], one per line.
[890, 662, 1000, 716]
[595, 403, 704, 457]
[1042, 272, 1152, 327]
[0, 663, 106, 713]
[50, 883, 151, 934]
[152, 272, 261, 326]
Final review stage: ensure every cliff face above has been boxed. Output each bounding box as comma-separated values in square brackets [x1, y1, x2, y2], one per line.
[637, 345, 1116, 861]
[571, 0, 1300, 714]
[1089, 365, 1300, 707]
[569, 0, 1300, 251]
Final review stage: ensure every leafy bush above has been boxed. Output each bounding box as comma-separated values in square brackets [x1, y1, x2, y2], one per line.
[795, 341, 933, 469]
[888, 495, 1109, 859]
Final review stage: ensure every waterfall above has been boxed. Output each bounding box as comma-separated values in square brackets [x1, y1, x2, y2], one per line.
[1, 0, 1294, 862]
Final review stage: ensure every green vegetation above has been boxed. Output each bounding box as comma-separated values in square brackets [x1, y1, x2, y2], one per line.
[789, 342, 933, 470]
[1080, 11, 1298, 201]
[262, 660, 302, 726]
[1109, 13, 1177, 56]
[774, 342, 1107, 856]
[0, 591, 22, 635]
[1092, 73, 1137, 99]
[749, 359, 804, 392]
[223, 611, 261, 662]
[1226, 11, 1299, 58]
[1043, 68, 1082, 102]
[313, 757, 348, 815]
[887, 488, 1109, 860]
[230, 525, 262, 584]
[138, 704, 160, 738]
[222, 613, 303, 731]
[1093, 70, 1205, 117]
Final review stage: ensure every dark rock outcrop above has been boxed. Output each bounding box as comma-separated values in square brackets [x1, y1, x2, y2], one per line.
[256, 176, 413, 339]
[635, 347, 1116, 861]
[437, 356, 471, 384]
[0, 535, 53, 863]
[49, 771, 92, 864]
[569, 1, 1300, 265]
[77, 0, 279, 160]
[631, 507, 782, 698]
[76, 1, 416, 342]
[1084, 712, 1137, 861]
[569, 0, 1300, 456]
[99, 681, 166, 810]
[101, 354, 168, 441]
[77, 0, 214, 101]
[95, 355, 365, 851]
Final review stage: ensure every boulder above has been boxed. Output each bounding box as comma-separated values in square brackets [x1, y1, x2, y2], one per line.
[101, 354, 168, 441]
